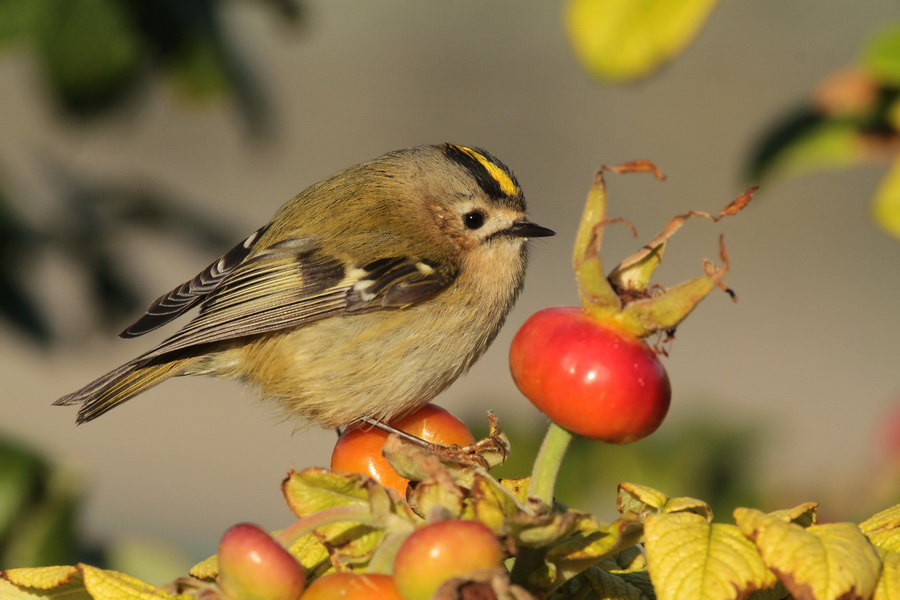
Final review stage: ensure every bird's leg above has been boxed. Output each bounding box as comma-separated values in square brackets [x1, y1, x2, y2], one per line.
[361, 417, 434, 448]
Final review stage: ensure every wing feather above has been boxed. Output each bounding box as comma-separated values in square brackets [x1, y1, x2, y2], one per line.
[120, 225, 270, 338]
[138, 239, 458, 361]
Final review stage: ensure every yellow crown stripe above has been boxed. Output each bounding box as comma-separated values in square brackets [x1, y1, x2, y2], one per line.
[457, 146, 520, 197]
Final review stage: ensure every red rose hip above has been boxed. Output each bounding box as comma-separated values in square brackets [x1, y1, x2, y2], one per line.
[510, 306, 671, 444]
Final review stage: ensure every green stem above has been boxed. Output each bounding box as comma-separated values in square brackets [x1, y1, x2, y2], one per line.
[526, 421, 574, 508]
[275, 505, 373, 547]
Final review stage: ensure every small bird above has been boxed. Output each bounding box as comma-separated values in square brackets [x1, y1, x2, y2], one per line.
[55, 144, 554, 429]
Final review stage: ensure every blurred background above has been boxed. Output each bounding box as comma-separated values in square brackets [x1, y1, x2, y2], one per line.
[1, 0, 899, 582]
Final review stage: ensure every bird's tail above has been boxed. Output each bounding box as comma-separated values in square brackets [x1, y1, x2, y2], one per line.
[54, 356, 200, 424]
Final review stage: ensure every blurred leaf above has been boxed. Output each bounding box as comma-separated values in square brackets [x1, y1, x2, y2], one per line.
[0, 191, 51, 344]
[747, 110, 872, 181]
[873, 155, 900, 239]
[104, 538, 191, 588]
[2, 475, 79, 569]
[35, 0, 143, 114]
[170, 34, 229, 101]
[865, 24, 900, 86]
[0, 439, 80, 569]
[0, 0, 46, 47]
[0, 440, 49, 542]
[565, 0, 719, 82]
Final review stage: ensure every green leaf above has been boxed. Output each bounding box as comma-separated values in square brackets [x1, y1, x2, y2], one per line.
[542, 516, 644, 590]
[865, 24, 900, 86]
[35, 0, 142, 111]
[567, 566, 655, 599]
[617, 483, 712, 520]
[565, 0, 720, 81]
[748, 111, 870, 181]
[170, 35, 230, 101]
[873, 156, 900, 240]
[0, 0, 46, 47]
[735, 508, 881, 600]
[282, 468, 370, 518]
[644, 512, 778, 600]
[470, 473, 522, 534]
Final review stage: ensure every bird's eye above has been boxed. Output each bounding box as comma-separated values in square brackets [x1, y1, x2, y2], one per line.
[463, 210, 485, 230]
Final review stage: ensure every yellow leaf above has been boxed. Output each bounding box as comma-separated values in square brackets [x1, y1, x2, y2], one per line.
[862, 504, 900, 554]
[187, 554, 217, 581]
[873, 157, 900, 239]
[0, 577, 90, 599]
[644, 512, 778, 600]
[875, 548, 900, 600]
[736, 508, 881, 600]
[565, 0, 720, 81]
[617, 483, 668, 515]
[81, 564, 191, 600]
[861, 504, 900, 534]
[2, 566, 80, 589]
[766, 503, 819, 527]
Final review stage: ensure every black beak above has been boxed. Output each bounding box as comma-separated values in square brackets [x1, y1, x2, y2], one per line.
[504, 220, 555, 239]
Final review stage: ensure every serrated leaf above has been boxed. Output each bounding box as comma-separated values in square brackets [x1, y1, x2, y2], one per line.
[865, 24, 900, 86]
[765, 503, 818, 528]
[544, 517, 644, 589]
[735, 508, 881, 600]
[565, 0, 719, 82]
[280, 469, 387, 568]
[861, 504, 900, 534]
[618, 483, 669, 516]
[508, 510, 585, 548]
[617, 483, 712, 520]
[862, 504, 900, 554]
[282, 468, 370, 518]
[187, 555, 216, 581]
[0, 576, 91, 599]
[575, 566, 655, 599]
[872, 156, 900, 240]
[875, 548, 900, 600]
[2, 566, 79, 589]
[661, 496, 713, 519]
[644, 512, 778, 600]
[80, 564, 188, 600]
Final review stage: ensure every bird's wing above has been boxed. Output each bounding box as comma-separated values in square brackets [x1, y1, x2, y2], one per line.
[120, 225, 270, 338]
[140, 237, 459, 360]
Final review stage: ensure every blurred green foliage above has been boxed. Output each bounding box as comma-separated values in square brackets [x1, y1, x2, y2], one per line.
[747, 23, 900, 239]
[0, 437, 79, 568]
[0, 0, 302, 345]
[473, 412, 764, 523]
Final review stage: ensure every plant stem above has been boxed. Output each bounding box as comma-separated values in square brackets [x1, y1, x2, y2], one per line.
[526, 421, 574, 508]
[275, 505, 372, 547]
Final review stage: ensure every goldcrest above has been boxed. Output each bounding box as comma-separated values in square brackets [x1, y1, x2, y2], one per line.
[55, 144, 554, 429]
